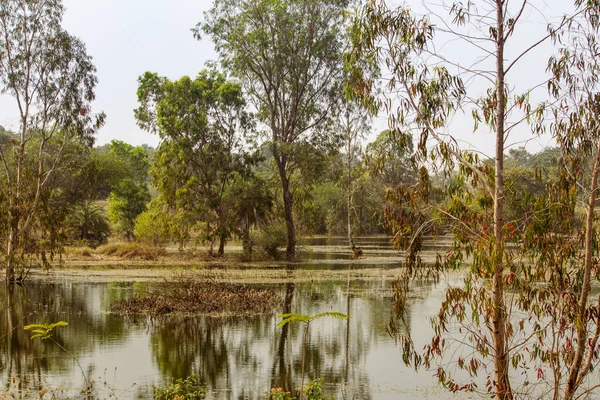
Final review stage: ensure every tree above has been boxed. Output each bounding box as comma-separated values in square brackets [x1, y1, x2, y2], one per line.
[134, 198, 172, 247]
[66, 200, 110, 247]
[347, 1, 593, 399]
[0, 0, 104, 284]
[365, 130, 417, 189]
[107, 178, 151, 240]
[339, 101, 371, 250]
[135, 70, 254, 255]
[223, 173, 274, 259]
[200, 0, 350, 260]
[107, 140, 150, 185]
[545, 10, 600, 397]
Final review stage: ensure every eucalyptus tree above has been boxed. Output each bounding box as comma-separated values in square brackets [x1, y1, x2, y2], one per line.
[544, 10, 600, 398]
[339, 100, 371, 249]
[200, 0, 350, 260]
[347, 0, 593, 399]
[0, 0, 104, 284]
[135, 70, 254, 255]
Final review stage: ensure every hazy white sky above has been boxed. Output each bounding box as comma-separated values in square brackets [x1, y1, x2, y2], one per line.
[0, 0, 578, 156]
[1, 0, 216, 147]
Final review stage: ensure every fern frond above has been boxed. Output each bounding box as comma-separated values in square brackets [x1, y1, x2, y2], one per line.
[24, 321, 68, 340]
[277, 313, 311, 327]
[310, 312, 349, 322]
[276, 312, 349, 327]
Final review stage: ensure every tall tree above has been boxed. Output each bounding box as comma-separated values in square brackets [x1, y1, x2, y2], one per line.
[547, 9, 600, 397]
[347, 1, 592, 399]
[339, 101, 370, 251]
[135, 70, 253, 255]
[0, 0, 104, 284]
[200, 0, 349, 260]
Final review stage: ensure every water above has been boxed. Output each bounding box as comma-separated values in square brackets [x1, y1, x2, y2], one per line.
[0, 239, 472, 399]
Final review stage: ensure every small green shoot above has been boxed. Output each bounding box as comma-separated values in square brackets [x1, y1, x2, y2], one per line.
[24, 321, 89, 389]
[24, 321, 68, 340]
[276, 312, 348, 399]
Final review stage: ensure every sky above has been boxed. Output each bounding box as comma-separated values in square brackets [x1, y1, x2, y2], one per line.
[1, 0, 217, 147]
[0, 0, 579, 156]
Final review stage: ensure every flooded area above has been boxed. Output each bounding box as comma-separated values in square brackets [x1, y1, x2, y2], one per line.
[0, 237, 472, 399]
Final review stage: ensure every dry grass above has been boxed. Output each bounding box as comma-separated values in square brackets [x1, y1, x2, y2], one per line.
[64, 246, 94, 257]
[111, 275, 280, 316]
[95, 242, 166, 260]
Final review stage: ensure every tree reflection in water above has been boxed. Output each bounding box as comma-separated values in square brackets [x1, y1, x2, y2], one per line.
[0, 277, 434, 399]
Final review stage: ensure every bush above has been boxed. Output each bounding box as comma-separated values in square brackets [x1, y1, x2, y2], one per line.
[265, 379, 331, 400]
[153, 375, 206, 400]
[303, 378, 332, 400]
[265, 387, 292, 400]
[252, 221, 287, 259]
[134, 199, 171, 246]
[66, 201, 111, 247]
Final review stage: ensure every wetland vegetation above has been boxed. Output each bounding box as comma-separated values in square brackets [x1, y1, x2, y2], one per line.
[4, 0, 600, 399]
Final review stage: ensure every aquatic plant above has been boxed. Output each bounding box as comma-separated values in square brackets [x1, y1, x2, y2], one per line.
[153, 374, 206, 400]
[265, 387, 293, 400]
[266, 379, 331, 400]
[24, 321, 89, 390]
[277, 312, 348, 399]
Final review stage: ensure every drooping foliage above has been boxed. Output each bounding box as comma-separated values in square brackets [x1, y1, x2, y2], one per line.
[346, 0, 600, 399]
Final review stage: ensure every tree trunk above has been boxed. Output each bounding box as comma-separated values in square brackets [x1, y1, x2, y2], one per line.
[275, 153, 296, 261]
[563, 142, 600, 399]
[242, 217, 252, 260]
[346, 111, 354, 250]
[5, 215, 17, 286]
[492, 2, 512, 399]
[347, 146, 353, 249]
[218, 234, 226, 257]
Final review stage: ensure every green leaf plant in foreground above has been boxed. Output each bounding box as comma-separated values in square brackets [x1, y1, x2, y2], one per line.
[24, 321, 89, 390]
[277, 312, 348, 399]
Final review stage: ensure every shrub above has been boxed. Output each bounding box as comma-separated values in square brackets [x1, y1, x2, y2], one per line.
[153, 375, 206, 400]
[95, 242, 166, 260]
[265, 387, 292, 400]
[134, 199, 171, 246]
[252, 221, 287, 259]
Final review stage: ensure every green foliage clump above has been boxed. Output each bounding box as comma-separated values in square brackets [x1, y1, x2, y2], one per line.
[265, 379, 331, 400]
[66, 200, 111, 247]
[265, 387, 293, 400]
[153, 375, 206, 400]
[134, 199, 172, 246]
[108, 178, 151, 239]
[303, 378, 331, 400]
[252, 221, 288, 259]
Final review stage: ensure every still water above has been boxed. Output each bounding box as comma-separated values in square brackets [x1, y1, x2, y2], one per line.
[0, 238, 472, 399]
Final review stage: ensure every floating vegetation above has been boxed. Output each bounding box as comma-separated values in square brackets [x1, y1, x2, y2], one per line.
[111, 275, 280, 316]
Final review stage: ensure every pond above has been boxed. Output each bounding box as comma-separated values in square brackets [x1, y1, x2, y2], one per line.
[0, 238, 473, 399]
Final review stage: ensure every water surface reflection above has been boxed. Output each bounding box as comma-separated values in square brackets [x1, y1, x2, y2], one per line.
[0, 276, 468, 399]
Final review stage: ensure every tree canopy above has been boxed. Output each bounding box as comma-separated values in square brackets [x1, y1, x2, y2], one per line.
[200, 0, 350, 259]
